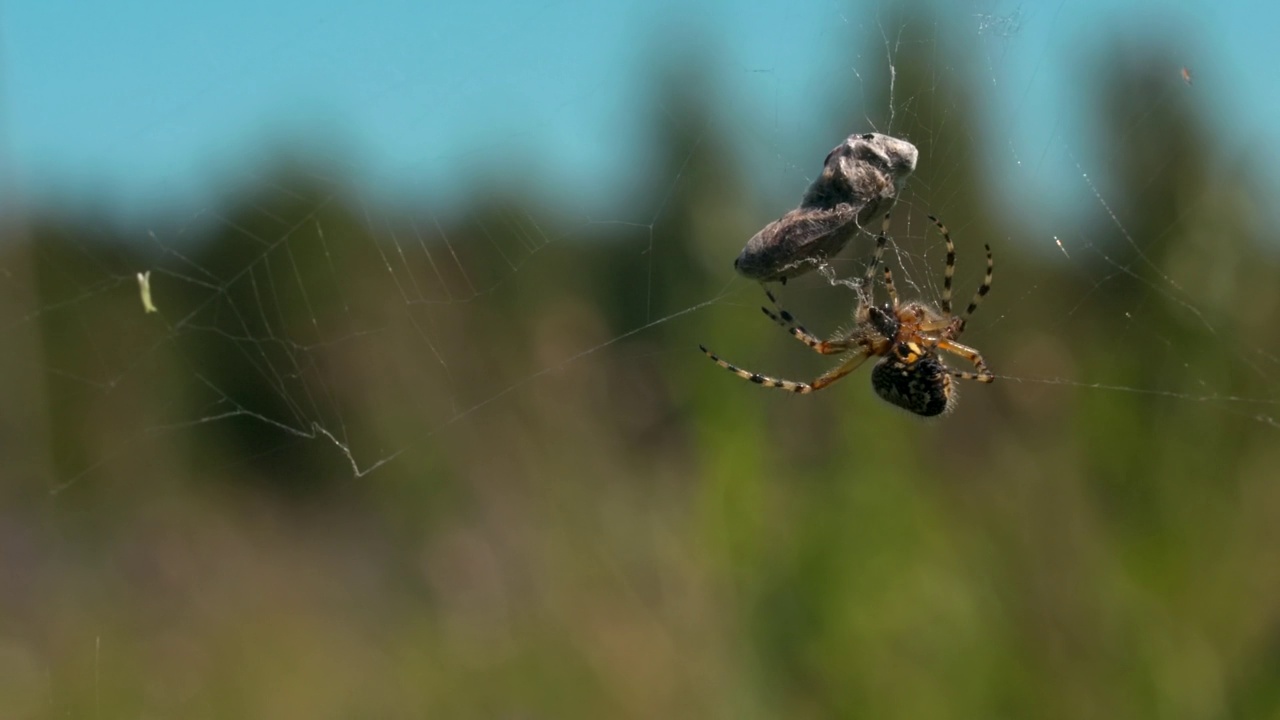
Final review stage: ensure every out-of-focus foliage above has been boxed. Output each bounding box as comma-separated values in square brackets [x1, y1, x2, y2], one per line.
[2, 9, 1280, 720]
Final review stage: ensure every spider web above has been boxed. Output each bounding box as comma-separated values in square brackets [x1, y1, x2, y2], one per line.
[5, 0, 1278, 496]
[8, 0, 1280, 716]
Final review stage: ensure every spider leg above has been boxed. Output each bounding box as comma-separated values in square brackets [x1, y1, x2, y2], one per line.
[809, 352, 873, 391]
[927, 214, 956, 315]
[760, 289, 850, 355]
[863, 213, 891, 291]
[698, 345, 870, 393]
[882, 265, 899, 308]
[915, 319, 953, 334]
[916, 313, 967, 340]
[933, 338, 995, 383]
[959, 244, 994, 328]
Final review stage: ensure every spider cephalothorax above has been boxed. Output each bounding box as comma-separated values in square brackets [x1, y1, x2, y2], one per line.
[701, 214, 994, 417]
[865, 303, 900, 339]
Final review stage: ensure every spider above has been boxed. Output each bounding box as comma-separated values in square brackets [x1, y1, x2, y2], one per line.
[700, 214, 995, 417]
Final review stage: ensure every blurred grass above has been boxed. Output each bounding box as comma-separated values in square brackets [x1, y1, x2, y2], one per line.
[3, 8, 1280, 720]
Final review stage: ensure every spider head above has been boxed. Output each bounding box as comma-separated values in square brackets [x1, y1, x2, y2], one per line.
[866, 303, 900, 340]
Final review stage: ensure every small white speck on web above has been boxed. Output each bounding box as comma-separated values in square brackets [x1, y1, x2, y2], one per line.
[1053, 235, 1070, 258]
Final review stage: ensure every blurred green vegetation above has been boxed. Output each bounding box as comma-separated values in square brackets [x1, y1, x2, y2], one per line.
[3, 10, 1280, 720]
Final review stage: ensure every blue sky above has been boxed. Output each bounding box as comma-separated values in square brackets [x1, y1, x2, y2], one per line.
[3, 0, 1276, 221]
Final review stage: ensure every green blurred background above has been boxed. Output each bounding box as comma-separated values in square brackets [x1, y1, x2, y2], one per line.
[3, 1, 1280, 717]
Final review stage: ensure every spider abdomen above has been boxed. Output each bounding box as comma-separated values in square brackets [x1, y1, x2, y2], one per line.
[871, 344, 955, 417]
